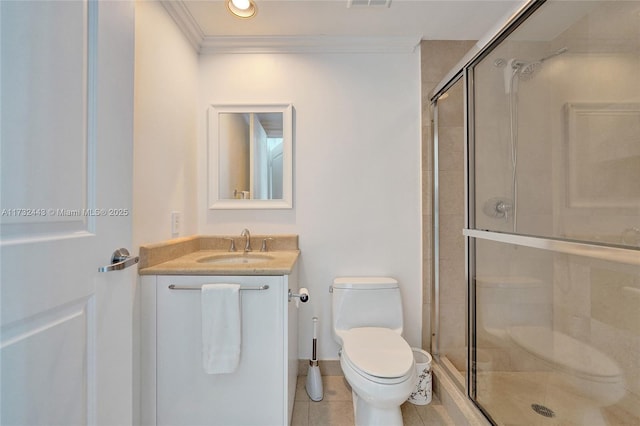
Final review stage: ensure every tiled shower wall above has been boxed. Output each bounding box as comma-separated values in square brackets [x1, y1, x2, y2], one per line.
[420, 41, 475, 361]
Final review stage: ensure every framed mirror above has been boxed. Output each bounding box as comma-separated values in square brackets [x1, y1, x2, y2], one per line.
[208, 104, 293, 209]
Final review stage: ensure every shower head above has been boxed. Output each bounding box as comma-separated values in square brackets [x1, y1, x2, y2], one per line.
[514, 60, 541, 80]
[512, 47, 569, 80]
[502, 47, 568, 93]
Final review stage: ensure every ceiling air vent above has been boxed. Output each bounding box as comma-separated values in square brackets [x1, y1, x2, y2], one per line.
[347, 0, 391, 8]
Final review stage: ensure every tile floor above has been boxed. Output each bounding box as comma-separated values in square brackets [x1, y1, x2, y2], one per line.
[292, 376, 454, 426]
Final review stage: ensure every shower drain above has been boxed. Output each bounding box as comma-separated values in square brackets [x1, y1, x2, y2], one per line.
[531, 404, 555, 418]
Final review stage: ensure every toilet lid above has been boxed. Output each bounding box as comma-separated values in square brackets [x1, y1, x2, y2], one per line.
[342, 327, 413, 379]
[507, 326, 622, 379]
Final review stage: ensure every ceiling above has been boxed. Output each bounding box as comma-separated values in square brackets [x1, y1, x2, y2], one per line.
[171, 0, 524, 45]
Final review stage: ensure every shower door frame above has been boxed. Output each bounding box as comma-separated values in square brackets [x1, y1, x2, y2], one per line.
[430, 75, 468, 391]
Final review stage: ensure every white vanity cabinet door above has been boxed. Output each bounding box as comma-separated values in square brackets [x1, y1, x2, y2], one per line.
[142, 274, 295, 426]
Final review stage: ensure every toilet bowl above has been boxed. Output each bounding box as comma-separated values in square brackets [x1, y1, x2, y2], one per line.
[340, 327, 416, 424]
[331, 278, 417, 426]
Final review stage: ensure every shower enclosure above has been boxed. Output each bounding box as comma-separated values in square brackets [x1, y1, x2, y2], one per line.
[431, 1, 640, 424]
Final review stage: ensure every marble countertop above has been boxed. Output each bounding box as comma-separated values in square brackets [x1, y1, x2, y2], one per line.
[138, 235, 299, 276]
[138, 249, 299, 276]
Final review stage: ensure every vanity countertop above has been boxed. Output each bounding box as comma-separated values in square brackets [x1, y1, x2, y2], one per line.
[138, 235, 299, 276]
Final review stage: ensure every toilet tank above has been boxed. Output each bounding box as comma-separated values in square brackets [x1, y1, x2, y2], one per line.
[331, 277, 404, 343]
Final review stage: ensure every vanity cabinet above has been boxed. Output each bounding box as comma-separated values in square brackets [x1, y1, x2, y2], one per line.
[140, 268, 299, 426]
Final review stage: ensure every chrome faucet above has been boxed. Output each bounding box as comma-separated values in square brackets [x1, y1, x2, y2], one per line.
[240, 228, 252, 252]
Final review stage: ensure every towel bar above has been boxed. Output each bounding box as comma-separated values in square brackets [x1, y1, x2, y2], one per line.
[168, 284, 269, 291]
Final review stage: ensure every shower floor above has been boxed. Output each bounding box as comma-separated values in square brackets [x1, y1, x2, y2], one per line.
[475, 371, 640, 426]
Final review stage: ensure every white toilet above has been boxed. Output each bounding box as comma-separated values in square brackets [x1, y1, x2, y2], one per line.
[331, 277, 417, 426]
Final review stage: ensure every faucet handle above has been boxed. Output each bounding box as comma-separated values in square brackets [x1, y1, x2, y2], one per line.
[260, 238, 274, 252]
[224, 238, 237, 252]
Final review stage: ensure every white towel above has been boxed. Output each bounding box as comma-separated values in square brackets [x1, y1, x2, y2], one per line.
[201, 283, 241, 374]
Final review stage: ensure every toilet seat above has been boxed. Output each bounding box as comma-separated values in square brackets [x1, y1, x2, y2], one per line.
[341, 327, 414, 384]
[507, 326, 622, 381]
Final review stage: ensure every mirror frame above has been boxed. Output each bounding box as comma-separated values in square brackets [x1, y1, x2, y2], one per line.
[208, 104, 293, 209]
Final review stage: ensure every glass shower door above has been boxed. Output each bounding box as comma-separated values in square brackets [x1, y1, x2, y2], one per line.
[467, 0, 640, 424]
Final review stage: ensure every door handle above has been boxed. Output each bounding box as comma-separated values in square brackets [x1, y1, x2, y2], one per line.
[99, 248, 139, 272]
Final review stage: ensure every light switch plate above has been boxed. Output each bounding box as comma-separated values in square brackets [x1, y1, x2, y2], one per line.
[171, 211, 181, 236]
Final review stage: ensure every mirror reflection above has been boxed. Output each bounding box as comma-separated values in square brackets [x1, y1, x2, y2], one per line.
[208, 104, 293, 209]
[219, 112, 284, 200]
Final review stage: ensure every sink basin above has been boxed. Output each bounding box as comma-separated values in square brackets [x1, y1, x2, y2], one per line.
[196, 253, 275, 265]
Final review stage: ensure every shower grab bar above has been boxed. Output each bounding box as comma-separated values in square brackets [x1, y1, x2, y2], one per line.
[168, 284, 269, 291]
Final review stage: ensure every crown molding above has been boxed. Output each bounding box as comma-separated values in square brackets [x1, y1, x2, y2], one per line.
[160, 1, 420, 54]
[160, 0, 204, 52]
[199, 35, 421, 54]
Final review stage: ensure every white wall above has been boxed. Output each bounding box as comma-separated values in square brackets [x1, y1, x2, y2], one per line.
[133, 1, 199, 423]
[197, 52, 422, 359]
[133, 0, 198, 249]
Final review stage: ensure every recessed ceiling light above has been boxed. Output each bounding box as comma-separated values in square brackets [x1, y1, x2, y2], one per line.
[227, 0, 257, 18]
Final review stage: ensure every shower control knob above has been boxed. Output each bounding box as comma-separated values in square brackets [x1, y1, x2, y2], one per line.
[482, 197, 513, 222]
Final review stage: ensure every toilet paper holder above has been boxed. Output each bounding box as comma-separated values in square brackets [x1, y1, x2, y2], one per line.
[289, 288, 309, 303]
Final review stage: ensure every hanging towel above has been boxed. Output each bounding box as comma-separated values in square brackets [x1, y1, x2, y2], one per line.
[201, 283, 241, 374]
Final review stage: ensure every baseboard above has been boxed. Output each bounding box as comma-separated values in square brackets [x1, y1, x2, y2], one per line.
[297, 359, 342, 376]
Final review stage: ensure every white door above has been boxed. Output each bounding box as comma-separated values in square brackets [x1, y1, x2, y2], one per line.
[269, 143, 284, 200]
[1, 1, 135, 425]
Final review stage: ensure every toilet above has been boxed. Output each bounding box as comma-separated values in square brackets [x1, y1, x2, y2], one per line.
[331, 277, 417, 426]
[476, 276, 626, 414]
